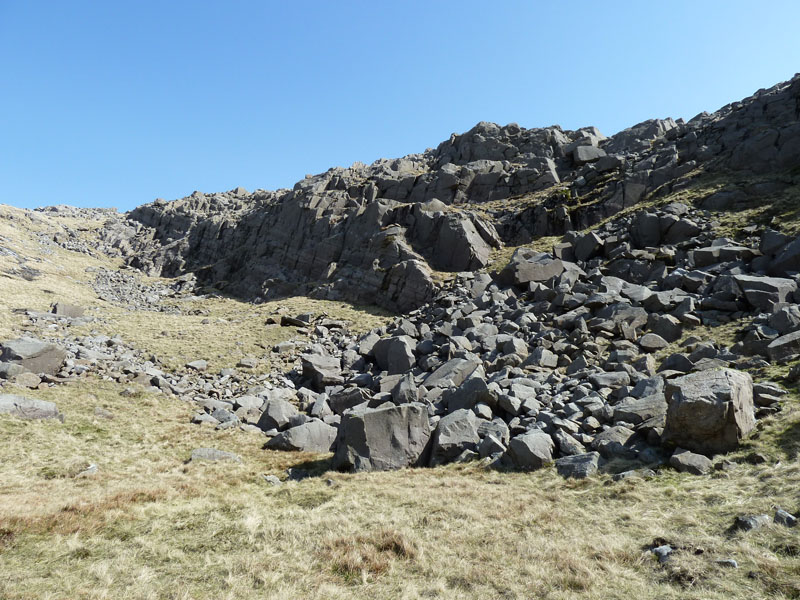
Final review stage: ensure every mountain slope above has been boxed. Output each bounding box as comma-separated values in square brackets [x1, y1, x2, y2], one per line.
[105, 75, 800, 311]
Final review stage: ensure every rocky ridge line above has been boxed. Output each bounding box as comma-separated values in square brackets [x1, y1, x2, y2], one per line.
[98, 74, 800, 312]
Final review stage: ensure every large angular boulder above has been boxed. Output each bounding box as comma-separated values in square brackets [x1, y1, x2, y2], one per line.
[555, 452, 600, 479]
[333, 403, 431, 472]
[613, 394, 667, 426]
[423, 357, 482, 389]
[0, 337, 67, 376]
[770, 237, 800, 276]
[662, 369, 755, 455]
[265, 420, 337, 453]
[733, 274, 797, 311]
[523, 347, 558, 369]
[0, 394, 63, 421]
[767, 330, 800, 361]
[630, 212, 661, 248]
[329, 387, 372, 415]
[497, 249, 564, 287]
[572, 145, 607, 165]
[301, 354, 343, 390]
[769, 305, 800, 335]
[0, 362, 27, 380]
[429, 409, 480, 466]
[429, 213, 495, 271]
[371, 336, 416, 375]
[507, 429, 554, 470]
[51, 302, 85, 318]
[443, 377, 497, 412]
[257, 396, 300, 431]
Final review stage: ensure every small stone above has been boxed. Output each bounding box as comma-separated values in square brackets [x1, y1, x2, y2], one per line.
[714, 459, 736, 471]
[94, 407, 114, 420]
[715, 559, 738, 568]
[262, 474, 282, 486]
[75, 463, 98, 478]
[774, 509, 798, 527]
[612, 469, 656, 482]
[731, 514, 771, 532]
[744, 452, 768, 465]
[652, 545, 673, 563]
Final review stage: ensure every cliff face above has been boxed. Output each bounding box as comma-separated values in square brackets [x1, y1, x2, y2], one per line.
[111, 74, 800, 311]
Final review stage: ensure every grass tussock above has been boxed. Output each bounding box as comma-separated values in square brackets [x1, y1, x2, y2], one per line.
[320, 527, 419, 583]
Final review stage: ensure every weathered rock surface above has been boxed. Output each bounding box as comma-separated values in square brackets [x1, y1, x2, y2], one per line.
[429, 409, 481, 466]
[669, 448, 713, 475]
[662, 369, 755, 456]
[333, 403, 431, 471]
[11, 74, 800, 484]
[0, 337, 67, 375]
[0, 394, 63, 421]
[555, 452, 600, 479]
[265, 420, 337, 453]
[508, 429, 555, 470]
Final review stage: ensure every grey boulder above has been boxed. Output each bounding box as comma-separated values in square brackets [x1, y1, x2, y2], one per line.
[767, 330, 800, 361]
[733, 274, 797, 311]
[669, 448, 713, 475]
[507, 429, 554, 470]
[333, 403, 431, 472]
[429, 409, 481, 466]
[372, 336, 416, 375]
[301, 353, 343, 390]
[51, 302, 85, 318]
[662, 369, 755, 455]
[498, 249, 564, 287]
[265, 420, 337, 453]
[613, 394, 667, 426]
[0, 394, 63, 421]
[0, 337, 67, 376]
[257, 396, 300, 431]
[555, 451, 600, 479]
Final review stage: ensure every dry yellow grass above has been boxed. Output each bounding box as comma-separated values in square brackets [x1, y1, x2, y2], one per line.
[77, 295, 391, 373]
[0, 205, 115, 339]
[0, 377, 798, 599]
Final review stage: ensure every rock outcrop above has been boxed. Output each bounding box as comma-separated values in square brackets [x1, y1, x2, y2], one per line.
[100, 75, 800, 312]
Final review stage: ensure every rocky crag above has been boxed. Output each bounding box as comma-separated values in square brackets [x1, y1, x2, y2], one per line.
[103, 75, 800, 313]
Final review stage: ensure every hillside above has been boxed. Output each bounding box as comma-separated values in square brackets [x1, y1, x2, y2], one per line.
[1, 75, 800, 599]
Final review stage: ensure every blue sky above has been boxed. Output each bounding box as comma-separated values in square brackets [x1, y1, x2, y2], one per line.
[2, 1, 799, 210]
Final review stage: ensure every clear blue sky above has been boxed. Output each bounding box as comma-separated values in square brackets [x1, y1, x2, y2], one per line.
[2, 1, 799, 210]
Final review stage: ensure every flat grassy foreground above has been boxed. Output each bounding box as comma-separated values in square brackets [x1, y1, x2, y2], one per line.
[0, 378, 799, 600]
